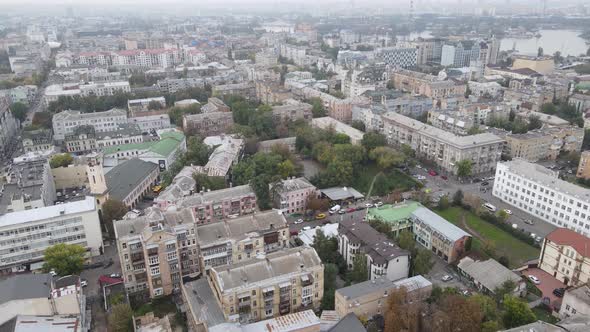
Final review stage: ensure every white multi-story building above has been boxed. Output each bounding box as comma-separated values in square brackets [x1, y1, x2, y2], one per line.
[128, 111, 172, 133]
[374, 47, 417, 69]
[52, 108, 128, 140]
[0, 97, 20, 155]
[0, 197, 103, 273]
[44, 81, 130, 106]
[493, 159, 590, 236]
[77, 49, 183, 69]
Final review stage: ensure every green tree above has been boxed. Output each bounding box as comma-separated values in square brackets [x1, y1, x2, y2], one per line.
[541, 103, 557, 114]
[369, 146, 405, 170]
[453, 189, 464, 206]
[481, 321, 500, 332]
[147, 100, 163, 110]
[108, 303, 134, 332]
[309, 97, 327, 118]
[397, 230, 417, 255]
[277, 159, 296, 178]
[49, 153, 74, 168]
[351, 120, 366, 131]
[349, 254, 368, 283]
[10, 102, 27, 122]
[502, 295, 536, 328]
[437, 195, 450, 210]
[102, 199, 128, 237]
[412, 248, 434, 276]
[193, 173, 226, 192]
[334, 144, 366, 169]
[527, 115, 542, 130]
[43, 243, 86, 276]
[32, 111, 52, 128]
[537, 47, 544, 57]
[470, 294, 498, 322]
[386, 80, 395, 89]
[321, 263, 339, 310]
[361, 132, 387, 151]
[185, 136, 213, 165]
[401, 144, 415, 158]
[493, 280, 516, 304]
[456, 159, 473, 178]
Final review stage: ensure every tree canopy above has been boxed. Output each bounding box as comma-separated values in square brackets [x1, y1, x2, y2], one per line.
[49, 153, 74, 168]
[9, 102, 27, 122]
[43, 243, 86, 276]
[102, 199, 128, 237]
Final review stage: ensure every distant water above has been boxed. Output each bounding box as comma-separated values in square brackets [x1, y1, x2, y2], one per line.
[500, 30, 589, 57]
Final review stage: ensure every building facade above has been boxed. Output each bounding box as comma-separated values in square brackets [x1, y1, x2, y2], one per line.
[52, 108, 128, 141]
[272, 177, 319, 214]
[182, 112, 234, 137]
[538, 228, 590, 287]
[0, 197, 103, 274]
[209, 247, 324, 324]
[493, 159, 590, 237]
[114, 208, 199, 299]
[576, 151, 590, 180]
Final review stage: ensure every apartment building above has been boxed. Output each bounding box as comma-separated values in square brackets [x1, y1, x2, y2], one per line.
[577, 151, 590, 180]
[0, 97, 20, 155]
[338, 219, 410, 282]
[22, 129, 53, 153]
[182, 112, 234, 137]
[311, 117, 365, 145]
[493, 159, 590, 236]
[271, 101, 313, 129]
[78, 48, 183, 69]
[1, 157, 56, 215]
[511, 55, 555, 75]
[114, 207, 199, 299]
[411, 207, 471, 263]
[0, 197, 102, 274]
[374, 47, 417, 69]
[209, 246, 324, 324]
[197, 211, 289, 271]
[440, 40, 482, 67]
[427, 109, 475, 136]
[502, 131, 553, 162]
[391, 69, 467, 99]
[44, 82, 131, 106]
[258, 137, 297, 154]
[212, 83, 256, 100]
[538, 228, 590, 287]
[52, 108, 128, 140]
[64, 125, 97, 154]
[173, 185, 257, 224]
[334, 275, 432, 319]
[559, 284, 590, 319]
[127, 96, 166, 115]
[202, 97, 230, 113]
[128, 110, 172, 133]
[381, 112, 504, 175]
[272, 177, 319, 214]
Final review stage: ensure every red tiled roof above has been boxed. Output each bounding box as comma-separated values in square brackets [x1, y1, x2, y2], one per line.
[546, 228, 590, 257]
[98, 275, 123, 285]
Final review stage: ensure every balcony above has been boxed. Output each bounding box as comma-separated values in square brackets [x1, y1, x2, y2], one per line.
[131, 253, 144, 263]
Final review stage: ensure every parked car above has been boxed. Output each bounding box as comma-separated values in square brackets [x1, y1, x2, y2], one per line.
[303, 226, 312, 231]
[294, 219, 304, 224]
[49, 269, 57, 277]
[524, 219, 535, 225]
[109, 273, 121, 279]
[290, 230, 299, 236]
[553, 288, 565, 297]
[84, 262, 103, 270]
[356, 207, 365, 211]
[503, 209, 512, 215]
[481, 181, 490, 186]
[315, 213, 326, 220]
[365, 203, 374, 208]
[416, 165, 423, 169]
[428, 170, 438, 176]
[346, 208, 356, 213]
[338, 209, 346, 214]
[535, 236, 543, 243]
[528, 275, 541, 284]
[80, 279, 88, 287]
[375, 201, 383, 207]
[441, 275, 453, 282]
[441, 175, 448, 180]
[461, 290, 471, 297]
[473, 178, 482, 183]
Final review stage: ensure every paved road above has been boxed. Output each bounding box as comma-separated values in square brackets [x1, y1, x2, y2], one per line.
[286, 208, 368, 233]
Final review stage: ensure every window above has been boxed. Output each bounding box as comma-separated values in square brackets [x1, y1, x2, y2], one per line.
[150, 266, 160, 276]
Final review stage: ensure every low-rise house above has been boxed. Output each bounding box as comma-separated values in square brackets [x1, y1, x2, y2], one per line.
[128, 96, 166, 116]
[320, 186, 364, 205]
[104, 158, 159, 208]
[209, 246, 324, 324]
[271, 177, 319, 214]
[271, 101, 313, 128]
[411, 207, 471, 263]
[257, 137, 297, 153]
[182, 112, 234, 137]
[311, 117, 365, 145]
[196, 210, 289, 271]
[174, 185, 257, 224]
[201, 97, 230, 113]
[366, 201, 422, 237]
[334, 275, 432, 319]
[338, 218, 410, 281]
[457, 257, 526, 296]
[128, 110, 172, 133]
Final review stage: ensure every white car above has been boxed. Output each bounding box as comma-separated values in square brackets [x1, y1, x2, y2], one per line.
[375, 202, 383, 207]
[512, 223, 518, 229]
[80, 279, 88, 287]
[365, 203, 374, 208]
[441, 275, 453, 282]
[294, 219, 304, 224]
[303, 226, 312, 231]
[503, 209, 512, 215]
[528, 275, 541, 284]
[416, 165, 422, 169]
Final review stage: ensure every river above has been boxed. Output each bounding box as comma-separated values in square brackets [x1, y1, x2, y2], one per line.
[500, 29, 589, 57]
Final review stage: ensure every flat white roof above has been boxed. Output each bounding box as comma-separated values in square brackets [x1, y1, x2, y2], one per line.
[0, 196, 96, 228]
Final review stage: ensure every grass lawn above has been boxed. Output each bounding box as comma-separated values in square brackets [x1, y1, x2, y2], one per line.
[436, 207, 540, 268]
[351, 164, 420, 196]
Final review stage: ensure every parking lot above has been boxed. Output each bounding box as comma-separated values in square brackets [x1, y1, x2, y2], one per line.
[426, 255, 471, 292]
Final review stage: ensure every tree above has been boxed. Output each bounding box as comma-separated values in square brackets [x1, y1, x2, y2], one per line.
[349, 254, 368, 283]
[321, 263, 339, 310]
[312, 230, 339, 264]
[470, 294, 498, 322]
[277, 159, 296, 178]
[307, 196, 330, 212]
[10, 102, 27, 122]
[493, 280, 516, 304]
[369, 146, 405, 170]
[49, 153, 74, 168]
[361, 132, 387, 151]
[43, 243, 86, 276]
[193, 173, 226, 192]
[497, 209, 509, 222]
[386, 80, 395, 90]
[541, 103, 557, 114]
[412, 248, 434, 276]
[108, 303, 134, 332]
[502, 295, 536, 328]
[481, 321, 500, 332]
[437, 195, 450, 210]
[102, 199, 128, 237]
[456, 159, 473, 178]
[32, 111, 52, 128]
[527, 115, 542, 130]
[537, 47, 544, 57]
[147, 100, 163, 110]
[498, 256, 510, 268]
[440, 294, 484, 332]
[309, 97, 327, 118]
[351, 120, 366, 132]
[384, 287, 421, 332]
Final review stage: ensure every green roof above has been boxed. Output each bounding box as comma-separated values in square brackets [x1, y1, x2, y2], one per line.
[103, 131, 185, 157]
[366, 201, 422, 222]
